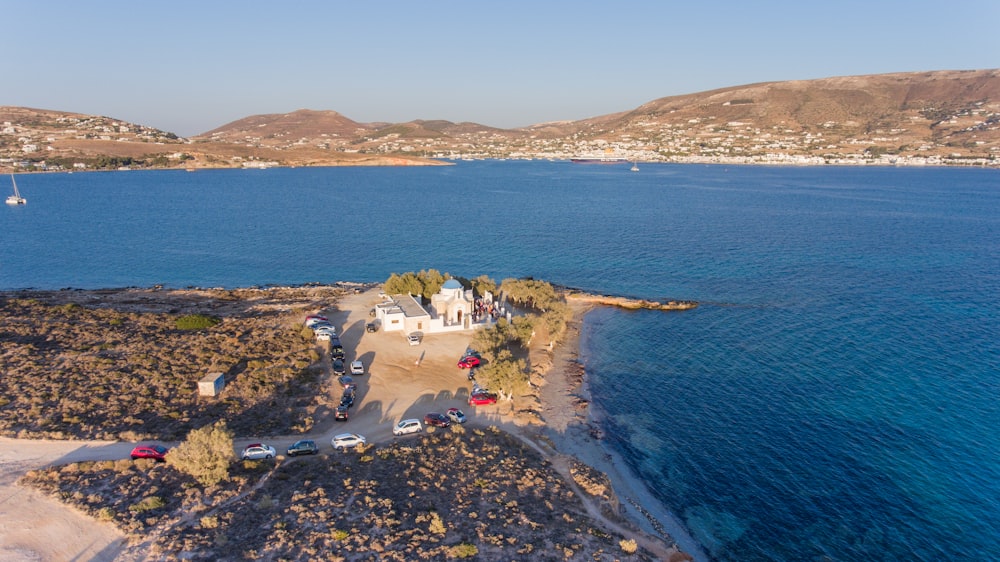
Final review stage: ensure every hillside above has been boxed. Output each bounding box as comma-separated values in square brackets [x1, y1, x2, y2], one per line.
[2, 69, 998, 171]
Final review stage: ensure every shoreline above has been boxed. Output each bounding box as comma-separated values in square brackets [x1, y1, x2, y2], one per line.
[528, 299, 709, 561]
[1, 284, 708, 560]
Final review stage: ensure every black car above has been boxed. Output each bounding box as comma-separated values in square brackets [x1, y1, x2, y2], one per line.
[331, 346, 346, 360]
[366, 322, 378, 333]
[286, 440, 319, 457]
[333, 358, 346, 374]
[340, 387, 355, 408]
[335, 405, 349, 421]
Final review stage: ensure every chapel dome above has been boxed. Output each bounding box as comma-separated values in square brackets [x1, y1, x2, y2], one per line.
[442, 279, 462, 290]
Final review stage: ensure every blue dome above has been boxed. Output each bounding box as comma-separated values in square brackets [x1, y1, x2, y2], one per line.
[442, 279, 462, 289]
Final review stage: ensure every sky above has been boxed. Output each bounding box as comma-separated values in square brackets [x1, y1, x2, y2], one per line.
[3, 0, 998, 137]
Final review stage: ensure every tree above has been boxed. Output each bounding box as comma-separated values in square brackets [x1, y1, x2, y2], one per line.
[470, 275, 497, 297]
[417, 269, 445, 300]
[167, 420, 235, 486]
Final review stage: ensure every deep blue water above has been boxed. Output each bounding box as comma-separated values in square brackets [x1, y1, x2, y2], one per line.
[3, 162, 998, 560]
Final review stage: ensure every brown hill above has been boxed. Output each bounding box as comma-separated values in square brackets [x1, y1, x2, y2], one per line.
[200, 108, 371, 141]
[2, 69, 998, 171]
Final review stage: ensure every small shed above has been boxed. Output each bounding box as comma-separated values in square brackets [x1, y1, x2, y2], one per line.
[198, 372, 225, 397]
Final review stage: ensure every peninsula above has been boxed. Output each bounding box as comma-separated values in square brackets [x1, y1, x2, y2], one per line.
[0, 284, 702, 561]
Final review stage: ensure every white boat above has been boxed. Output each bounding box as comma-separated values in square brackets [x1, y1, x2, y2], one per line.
[630, 161, 639, 172]
[6, 174, 26, 205]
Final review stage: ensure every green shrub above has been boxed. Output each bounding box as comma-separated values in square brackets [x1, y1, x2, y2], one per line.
[620, 538, 638, 554]
[129, 496, 165, 513]
[167, 420, 234, 486]
[448, 543, 478, 558]
[175, 314, 221, 330]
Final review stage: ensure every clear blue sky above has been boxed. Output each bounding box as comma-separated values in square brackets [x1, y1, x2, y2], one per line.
[3, 0, 997, 137]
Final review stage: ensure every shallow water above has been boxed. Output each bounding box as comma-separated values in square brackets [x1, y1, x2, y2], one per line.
[2, 162, 998, 560]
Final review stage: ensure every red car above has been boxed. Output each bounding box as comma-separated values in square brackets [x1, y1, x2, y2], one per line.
[423, 412, 451, 428]
[130, 444, 169, 462]
[457, 356, 481, 369]
[468, 392, 498, 406]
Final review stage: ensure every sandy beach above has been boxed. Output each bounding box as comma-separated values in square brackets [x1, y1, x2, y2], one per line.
[0, 286, 706, 561]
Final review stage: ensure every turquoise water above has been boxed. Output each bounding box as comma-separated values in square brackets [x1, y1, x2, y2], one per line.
[2, 162, 998, 560]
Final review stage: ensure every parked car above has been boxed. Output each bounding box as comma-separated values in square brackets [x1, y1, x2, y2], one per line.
[341, 386, 356, 407]
[333, 358, 346, 375]
[130, 444, 169, 462]
[366, 322, 378, 333]
[286, 440, 319, 457]
[423, 412, 450, 428]
[469, 392, 498, 406]
[310, 321, 334, 332]
[332, 433, 366, 451]
[316, 331, 333, 342]
[350, 360, 365, 375]
[446, 408, 467, 424]
[457, 355, 481, 369]
[331, 346, 345, 360]
[241, 443, 277, 460]
[314, 326, 337, 337]
[407, 332, 422, 346]
[305, 316, 328, 327]
[393, 418, 423, 436]
[337, 375, 355, 388]
[335, 405, 349, 421]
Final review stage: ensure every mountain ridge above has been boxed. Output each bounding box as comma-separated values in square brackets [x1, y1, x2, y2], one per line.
[2, 69, 998, 171]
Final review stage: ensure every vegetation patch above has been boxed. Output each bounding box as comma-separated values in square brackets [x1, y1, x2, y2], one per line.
[175, 314, 221, 330]
[22, 429, 654, 560]
[0, 287, 341, 440]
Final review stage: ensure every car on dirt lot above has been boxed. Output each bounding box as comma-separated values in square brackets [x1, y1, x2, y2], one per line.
[335, 405, 349, 421]
[333, 358, 346, 375]
[393, 418, 423, 436]
[366, 322, 378, 333]
[305, 315, 328, 327]
[241, 443, 277, 460]
[350, 360, 364, 375]
[457, 355, 481, 369]
[469, 392, 498, 406]
[423, 412, 451, 428]
[446, 408, 467, 424]
[340, 387, 356, 408]
[407, 332, 422, 346]
[331, 345, 345, 360]
[337, 375, 355, 388]
[130, 444, 169, 462]
[286, 440, 319, 456]
[332, 433, 366, 450]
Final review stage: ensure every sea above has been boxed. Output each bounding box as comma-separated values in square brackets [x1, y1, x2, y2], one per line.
[2, 162, 998, 561]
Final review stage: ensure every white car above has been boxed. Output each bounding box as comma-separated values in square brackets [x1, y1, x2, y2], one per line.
[314, 326, 337, 337]
[240, 443, 276, 460]
[350, 360, 364, 375]
[393, 418, 423, 436]
[304, 317, 329, 328]
[332, 433, 366, 450]
[446, 408, 467, 424]
[407, 333, 421, 346]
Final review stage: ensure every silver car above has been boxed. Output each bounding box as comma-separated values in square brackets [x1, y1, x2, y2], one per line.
[240, 443, 277, 460]
[332, 433, 367, 451]
[392, 418, 423, 436]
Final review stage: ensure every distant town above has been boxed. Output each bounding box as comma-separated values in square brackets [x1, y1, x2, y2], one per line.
[2, 69, 998, 171]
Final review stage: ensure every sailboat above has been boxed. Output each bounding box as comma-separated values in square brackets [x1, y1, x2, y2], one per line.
[630, 161, 639, 172]
[6, 174, 26, 205]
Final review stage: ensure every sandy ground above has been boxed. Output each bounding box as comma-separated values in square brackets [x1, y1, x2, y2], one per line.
[0, 287, 706, 561]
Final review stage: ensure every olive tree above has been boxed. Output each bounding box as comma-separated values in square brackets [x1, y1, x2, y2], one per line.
[167, 420, 235, 486]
